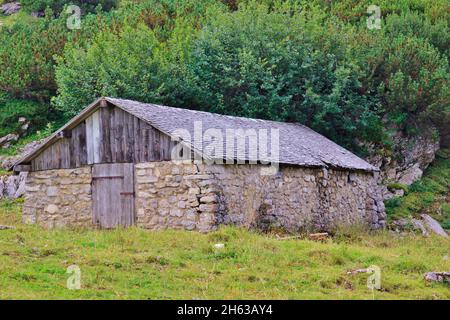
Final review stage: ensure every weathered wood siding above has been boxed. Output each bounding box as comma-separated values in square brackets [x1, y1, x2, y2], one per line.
[31, 105, 176, 171]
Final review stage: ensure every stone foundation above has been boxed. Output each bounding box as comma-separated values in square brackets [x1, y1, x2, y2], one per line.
[23, 167, 92, 228]
[22, 161, 386, 232]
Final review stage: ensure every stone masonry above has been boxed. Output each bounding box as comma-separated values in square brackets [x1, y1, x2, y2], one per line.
[22, 161, 386, 232]
[135, 161, 386, 232]
[23, 167, 92, 228]
[134, 162, 219, 232]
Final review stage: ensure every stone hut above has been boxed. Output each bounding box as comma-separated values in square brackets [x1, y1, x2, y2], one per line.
[11, 97, 386, 232]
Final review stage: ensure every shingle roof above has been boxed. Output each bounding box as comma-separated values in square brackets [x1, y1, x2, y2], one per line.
[12, 97, 377, 172]
[106, 98, 376, 171]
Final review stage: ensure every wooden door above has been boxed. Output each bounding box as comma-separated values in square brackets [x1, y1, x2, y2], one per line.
[92, 163, 135, 228]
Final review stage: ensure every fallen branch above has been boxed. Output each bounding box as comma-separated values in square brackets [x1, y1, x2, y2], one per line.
[308, 232, 329, 241]
[274, 235, 303, 241]
[347, 268, 369, 275]
[274, 232, 329, 241]
[0, 225, 15, 230]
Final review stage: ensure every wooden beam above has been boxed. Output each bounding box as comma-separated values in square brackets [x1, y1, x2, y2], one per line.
[13, 164, 31, 172]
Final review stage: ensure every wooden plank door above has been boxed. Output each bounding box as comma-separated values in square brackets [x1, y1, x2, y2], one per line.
[92, 163, 135, 228]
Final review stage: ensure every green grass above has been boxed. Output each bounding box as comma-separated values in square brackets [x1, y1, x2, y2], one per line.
[385, 149, 450, 229]
[0, 168, 11, 175]
[0, 199, 449, 300]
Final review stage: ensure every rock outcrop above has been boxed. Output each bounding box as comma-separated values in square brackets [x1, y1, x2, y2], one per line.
[391, 214, 448, 238]
[0, 133, 19, 149]
[0, 2, 21, 15]
[367, 129, 440, 199]
[0, 172, 27, 199]
[0, 139, 42, 170]
[421, 214, 448, 238]
[424, 272, 450, 285]
[23, 161, 385, 231]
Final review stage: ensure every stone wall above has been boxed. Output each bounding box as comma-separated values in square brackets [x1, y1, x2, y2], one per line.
[23, 167, 92, 228]
[21, 161, 386, 232]
[135, 161, 386, 232]
[134, 162, 219, 232]
[206, 164, 385, 232]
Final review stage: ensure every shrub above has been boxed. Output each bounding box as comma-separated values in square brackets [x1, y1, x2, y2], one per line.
[54, 21, 198, 117]
[350, 17, 449, 136]
[0, 10, 68, 101]
[188, 2, 384, 151]
[20, 1, 118, 14]
[0, 97, 60, 137]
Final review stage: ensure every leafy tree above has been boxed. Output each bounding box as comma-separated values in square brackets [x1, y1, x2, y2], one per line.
[188, 2, 384, 150]
[53, 20, 199, 117]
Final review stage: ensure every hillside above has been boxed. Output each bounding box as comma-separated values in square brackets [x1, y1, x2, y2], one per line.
[0, 199, 449, 299]
[386, 149, 450, 231]
[0, 0, 448, 229]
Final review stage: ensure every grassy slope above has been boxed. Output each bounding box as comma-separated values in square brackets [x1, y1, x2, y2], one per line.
[385, 149, 450, 230]
[0, 199, 448, 300]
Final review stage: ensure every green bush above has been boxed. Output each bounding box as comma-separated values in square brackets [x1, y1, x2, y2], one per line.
[0, 98, 60, 137]
[0, 10, 68, 101]
[350, 16, 449, 136]
[20, 1, 118, 14]
[187, 2, 384, 151]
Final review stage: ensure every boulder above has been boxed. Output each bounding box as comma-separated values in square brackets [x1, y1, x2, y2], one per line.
[1, 139, 42, 169]
[421, 214, 448, 238]
[0, 2, 21, 15]
[14, 172, 27, 198]
[0, 171, 27, 199]
[424, 272, 450, 285]
[411, 218, 429, 237]
[0, 133, 19, 149]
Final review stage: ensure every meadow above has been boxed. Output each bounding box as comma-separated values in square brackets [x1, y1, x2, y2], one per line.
[0, 199, 448, 300]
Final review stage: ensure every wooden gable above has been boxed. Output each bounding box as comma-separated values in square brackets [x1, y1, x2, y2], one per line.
[30, 103, 176, 171]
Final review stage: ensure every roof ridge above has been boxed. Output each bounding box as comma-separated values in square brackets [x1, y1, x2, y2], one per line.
[105, 97, 305, 128]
